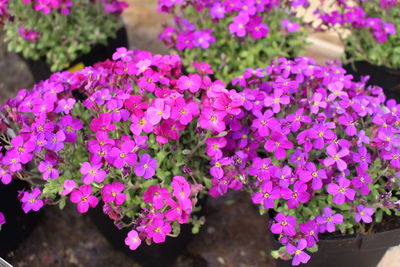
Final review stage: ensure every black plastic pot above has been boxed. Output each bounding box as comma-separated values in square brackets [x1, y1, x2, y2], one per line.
[21, 27, 129, 83]
[344, 61, 400, 102]
[272, 226, 400, 267]
[89, 198, 206, 267]
[0, 178, 41, 258]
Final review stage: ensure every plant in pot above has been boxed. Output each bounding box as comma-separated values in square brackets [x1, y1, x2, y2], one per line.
[157, 0, 310, 83]
[316, 0, 400, 101]
[0, 0, 128, 82]
[0, 48, 248, 266]
[202, 57, 400, 266]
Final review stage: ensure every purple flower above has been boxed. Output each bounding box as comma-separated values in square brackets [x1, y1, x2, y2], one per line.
[357, 130, 370, 147]
[45, 130, 66, 152]
[210, 3, 226, 19]
[112, 47, 133, 62]
[10, 135, 35, 164]
[299, 221, 319, 248]
[38, 160, 59, 180]
[316, 207, 343, 233]
[206, 137, 227, 159]
[251, 110, 277, 137]
[210, 157, 232, 179]
[323, 145, 349, 171]
[281, 19, 299, 33]
[2, 150, 22, 172]
[0, 168, 11, 185]
[70, 185, 98, 213]
[171, 176, 192, 210]
[147, 99, 171, 125]
[298, 162, 327, 190]
[327, 177, 356, 205]
[146, 218, 172, 243]
[352, 146, 371, 170]
[382, 147, 400, 168]
[107, 99, 130, 122]
[352, 169, 372, 196]
[193, 30, 215, 49]
[90, 113, 116, 133]
[327, 81, 348, 101]
[80, 162, 106, 184]
[102, 181, 126, 205]
[271, 213, 297, 236]
[125, 230, 141, 250]
[248, 157, 275, 180]
[281, 181, 310, 209]
[355, 205, 374, 223]
[264, 131, 293, 160]
[177, 74, 202, 93]
[59, 115, 83, 143]
[251, 181, 280, 209]
[229, 13, 249, 37]
[55, 98, 76, 114]
[264, 89, 290, 113]
[286, 239, 311, 266]
[309, 123, 336, 149]
[134, 153, 157, 179]
[61, 180, 77, 196]
[165, 198, 190, 223]
[21, 188, 44, 213]
[110, 140, 137, 169]
[310, 92, 327, 114]
[143, 185, 171, 209]
[0, 212, 5, 227]
[338, 114, 358, 136]
[274, 165, 293, 188]
[286, 108, 311, 132]
[136, 59, 152, 75]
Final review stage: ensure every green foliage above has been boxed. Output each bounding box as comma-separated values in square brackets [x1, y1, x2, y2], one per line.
[175, 7, 308, 83]
[3, 0, 122, 71]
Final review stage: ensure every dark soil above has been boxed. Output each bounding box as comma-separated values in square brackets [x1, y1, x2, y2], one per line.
[373, 215, 400, 233]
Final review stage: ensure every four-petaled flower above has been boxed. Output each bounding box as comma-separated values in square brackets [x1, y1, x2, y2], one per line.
[134, 153, 157, 179]
[70, 185, 99, 213]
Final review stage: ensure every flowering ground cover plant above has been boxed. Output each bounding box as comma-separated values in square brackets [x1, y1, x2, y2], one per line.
[0, 0, 127, 71]
[2, 49, 399, 265]
[316, 0, 399, 69]
[0, 48, 247, 250]
[158, 0, 309, 82]
[208, 58, 400, 265]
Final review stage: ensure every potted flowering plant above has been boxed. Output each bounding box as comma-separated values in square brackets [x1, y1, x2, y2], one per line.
[205, 57, 400, 266]
[157, 0, 309, 83]
[316, 0, 400, 101]
[0, 0, 128, 82]
[0, 48, 246, 265]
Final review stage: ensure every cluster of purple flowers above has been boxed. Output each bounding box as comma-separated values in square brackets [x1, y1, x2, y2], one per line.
[18, 0, 127, 15]
[198, 57, 399, 265]
[317, 0, 397, 43]
[0, 0, 127, 41]
[2, 44, 400, 264]
[0, 47, 229, 251]
[158, 0, 306, 51]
